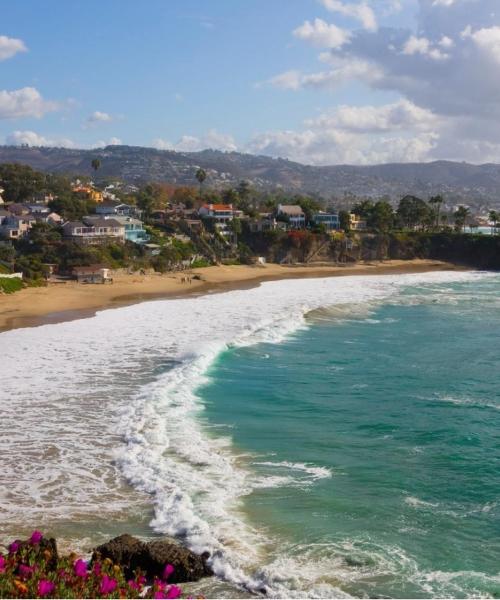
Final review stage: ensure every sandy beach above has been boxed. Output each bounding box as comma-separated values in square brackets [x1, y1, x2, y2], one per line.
[0, 259, 460, 332]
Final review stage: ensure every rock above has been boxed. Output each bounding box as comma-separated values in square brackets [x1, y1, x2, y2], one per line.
[11, 536, 59, 570]
[144, 539, 213, 583]
[92, 534, 213, 583]
[92, 534, 146, 577]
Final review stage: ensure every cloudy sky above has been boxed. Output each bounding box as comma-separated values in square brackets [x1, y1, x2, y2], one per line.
[1, 0, 500, 165]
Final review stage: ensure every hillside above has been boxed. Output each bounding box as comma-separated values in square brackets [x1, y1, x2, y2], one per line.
[1, 144, 500, 207]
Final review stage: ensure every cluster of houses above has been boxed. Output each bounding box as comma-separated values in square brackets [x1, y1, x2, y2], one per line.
[0, 179, 367, 250]
[0, 183, 152, 248]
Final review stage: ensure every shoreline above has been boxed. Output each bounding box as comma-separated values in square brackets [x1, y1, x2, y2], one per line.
[0, 259, 462, 333]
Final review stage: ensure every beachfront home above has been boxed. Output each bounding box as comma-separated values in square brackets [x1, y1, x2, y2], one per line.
[350, 213, 367, 231]
[73, 265, 112, 284]
[276, 205, 306, 229]
[62, 217, 125, 245]
[111, 215, 149, 243]
[0, 214, 37, 239]
[95, 202, 138, 217]
[199, 203, 234, 235]
[312, 212, 340, 231]
[199, 203, 234, 225]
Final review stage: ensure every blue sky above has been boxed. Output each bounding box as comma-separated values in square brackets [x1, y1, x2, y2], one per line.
[1, 0, 500, 165]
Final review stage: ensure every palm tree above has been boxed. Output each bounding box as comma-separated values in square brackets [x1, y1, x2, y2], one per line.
[429, 194, 444, 229]
[489, 210, 499, 235]
[195, 168, 207, 197]
[91, 158, 101, 173]
[454, 205, 470, 233]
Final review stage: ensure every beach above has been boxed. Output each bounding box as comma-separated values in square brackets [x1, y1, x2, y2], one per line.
[0, 259, 458, 332]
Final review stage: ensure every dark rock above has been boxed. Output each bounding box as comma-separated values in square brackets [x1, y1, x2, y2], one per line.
[92, 534, 213, 583]
[144, 539, 213, 583]
[92, 534, 147, 577]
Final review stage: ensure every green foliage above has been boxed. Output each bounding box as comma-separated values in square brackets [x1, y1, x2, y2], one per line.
[339, 210, 351, 232]
[0, 277, 23, 294]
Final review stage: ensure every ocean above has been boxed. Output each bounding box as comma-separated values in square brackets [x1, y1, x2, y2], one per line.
[1, 270, 499, 598]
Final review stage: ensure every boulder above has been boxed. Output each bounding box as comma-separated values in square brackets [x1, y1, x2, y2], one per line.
[92, 534, 213, 583]
[144, 539, 213, 583]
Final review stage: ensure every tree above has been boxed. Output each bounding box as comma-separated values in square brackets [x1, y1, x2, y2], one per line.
[91, 159, 101, 173]
[397, 195, 431, 230]
[368, 201, 394, 233]
[454, 205, 470, 232]
[489, 210, 499, 234]
[339, 210, 351, 232]
[195, 168, 207, 196]
[429, 194, 444, 229]
[352, 200, 374, 219]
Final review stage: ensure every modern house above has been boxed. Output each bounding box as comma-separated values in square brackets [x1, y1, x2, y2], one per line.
[198, 203, 234, 235]
[112, 215, 149, 243]
[276, 204, 306, 229]
[199, 203, 234, 224]
[73, 265, 113, 284]
[95, 202, 138, 216]
[350, 213, 367, 231]
[312, 212, 340, 231]
[0, 215, 37, 239]
[62, 217, 125, 244]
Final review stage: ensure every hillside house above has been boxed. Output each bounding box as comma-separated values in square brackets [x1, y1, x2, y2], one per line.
[312, 212, 340, 231]
[350, 213, 367, 231]
[62, 217, 125, 244]
[277, 204, 306, 229]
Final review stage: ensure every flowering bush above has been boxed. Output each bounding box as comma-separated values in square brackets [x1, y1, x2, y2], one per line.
[0, 531, 184, 599]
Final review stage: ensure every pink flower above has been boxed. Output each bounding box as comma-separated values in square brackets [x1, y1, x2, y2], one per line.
[18, 564, 34, 579]
[154, 593, 167, 600]
[30, 530, 43, 544]
[93, 561, 101, 576]
[0, 555, 5, 573]
[166, 585, 182, 599]
[8, 541, 20, 554]
[38, 580, 55, 596]
[128, 580, 140, 591]
[99, 574, 117, 595]
[163, 564, 175, 580]
[74, 558, 88, 578]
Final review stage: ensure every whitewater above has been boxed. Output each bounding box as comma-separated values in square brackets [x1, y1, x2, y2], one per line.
[0, 270, 493, 597]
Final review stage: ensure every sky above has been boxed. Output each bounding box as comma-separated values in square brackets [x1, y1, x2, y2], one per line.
[1, 0, 500, 165]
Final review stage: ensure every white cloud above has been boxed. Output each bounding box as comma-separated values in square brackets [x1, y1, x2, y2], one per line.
[87, 110, 112, 123]
[305, 99, 437, 132]
[293, 18, 351, 48]
[463, 25, 500, 63]
[0, 87, 59, 119]
[153, 129, 237, 153]
[93, 137, 122, 147]
[6, 130, 75, 148]
[0, 35, 27, 61]
[267, 58, 383, 91]
[320, 0, 377, 32]
[402, 35, 449, 59]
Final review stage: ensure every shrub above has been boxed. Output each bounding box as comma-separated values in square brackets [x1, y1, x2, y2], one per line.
[0, 277, 23, 294]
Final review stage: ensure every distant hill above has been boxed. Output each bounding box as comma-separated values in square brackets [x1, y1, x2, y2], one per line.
[1, 144, 499, 207]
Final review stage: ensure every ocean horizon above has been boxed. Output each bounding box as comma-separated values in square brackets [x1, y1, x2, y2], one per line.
[1, 270, 499, 598]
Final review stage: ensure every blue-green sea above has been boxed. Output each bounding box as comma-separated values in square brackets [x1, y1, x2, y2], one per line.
[198, 276, 500, 598]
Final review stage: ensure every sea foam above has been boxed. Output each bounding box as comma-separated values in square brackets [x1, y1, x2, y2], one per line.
[0, 270, 490, 595]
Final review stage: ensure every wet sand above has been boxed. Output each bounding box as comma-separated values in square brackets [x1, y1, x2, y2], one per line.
[0, 260, 461, 332]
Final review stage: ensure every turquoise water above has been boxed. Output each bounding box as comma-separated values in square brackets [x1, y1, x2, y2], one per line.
[198, 277, 500, 598]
